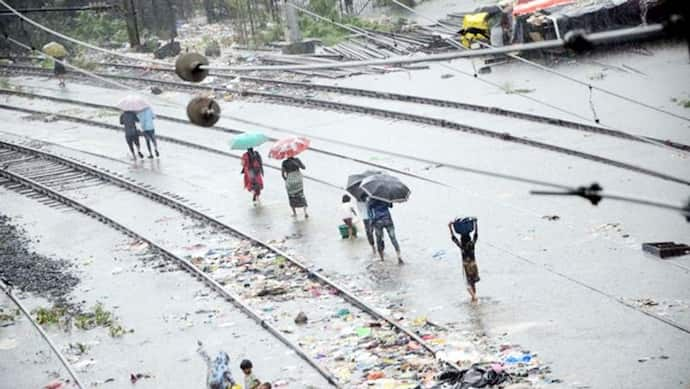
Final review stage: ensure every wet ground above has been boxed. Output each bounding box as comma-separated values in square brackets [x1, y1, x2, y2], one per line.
[0, 41, 689, 388]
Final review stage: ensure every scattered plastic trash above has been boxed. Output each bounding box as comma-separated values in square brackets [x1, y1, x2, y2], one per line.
[130, 372, 152, 384]
[43, 379, 65, 389]
[504, 353, 532, 364]
[294, 311, 308, 325]
[541, 215, 560, 221]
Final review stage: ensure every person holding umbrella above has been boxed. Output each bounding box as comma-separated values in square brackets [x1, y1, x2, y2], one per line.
[43, 42, 67, 87]
[117, 95, 150, 160]
[270, 137, 310, 218]
[232, 133, 268, 205]
[346, 171, 382, 254]
[359, 173, 410, 264]
[137, 107, 160, 158]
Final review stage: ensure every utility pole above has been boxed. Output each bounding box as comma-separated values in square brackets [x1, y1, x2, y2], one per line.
[283, 0, 302, 43]
[122, 0, 141, 49]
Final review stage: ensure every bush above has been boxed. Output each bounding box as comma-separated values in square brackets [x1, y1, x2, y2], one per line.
[68, 11, 129, 46]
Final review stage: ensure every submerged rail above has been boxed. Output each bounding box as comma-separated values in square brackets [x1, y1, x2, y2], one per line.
[0, 139, 462, 384]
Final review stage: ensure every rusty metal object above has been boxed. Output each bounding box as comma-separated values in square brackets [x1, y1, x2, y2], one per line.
[186, 96, 220, 127]
[174, 53, 209, 82]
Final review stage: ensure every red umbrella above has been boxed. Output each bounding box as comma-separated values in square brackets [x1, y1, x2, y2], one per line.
[269, 137, 311, 159]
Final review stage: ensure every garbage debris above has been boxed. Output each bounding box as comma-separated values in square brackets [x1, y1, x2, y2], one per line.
[294, 311, 308, 325]
[130, 372, 152, 384]
[642, 242, 690, 258]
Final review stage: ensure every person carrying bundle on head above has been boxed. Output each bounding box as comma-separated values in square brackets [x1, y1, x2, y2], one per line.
[449, 217, 479, 302]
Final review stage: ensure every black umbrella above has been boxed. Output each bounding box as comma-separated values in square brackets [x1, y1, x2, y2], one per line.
[359, 173, 411, 203]
[346, 170, 383, 201]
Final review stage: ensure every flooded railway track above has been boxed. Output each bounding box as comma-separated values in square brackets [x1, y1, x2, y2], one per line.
[2, 63, 688, 156]
[0, 139, 460, 386]
[0, 80, 686, 189]
[0, 281, 86, 388]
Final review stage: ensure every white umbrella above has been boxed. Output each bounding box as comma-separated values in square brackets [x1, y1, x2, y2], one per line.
[117, 95, 150, 112]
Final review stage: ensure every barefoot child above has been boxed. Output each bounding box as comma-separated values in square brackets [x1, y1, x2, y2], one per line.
[340, 194, 358, 239]
[240, 359, 261, 389]
[449, 217, 479, 302]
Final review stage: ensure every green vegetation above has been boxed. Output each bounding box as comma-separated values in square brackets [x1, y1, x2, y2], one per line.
[0, 78, 10, 89]
[74, 303, 113, 330]
[0, 307, 20, 324]
[68, 11, 129, 46]
[671, 97, 690, 109]
[297, 0, 399, 45]
[34, 303, 129, 337]
[35, 305, 68, 326]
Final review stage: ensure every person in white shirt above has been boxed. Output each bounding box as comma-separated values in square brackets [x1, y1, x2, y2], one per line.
[357, 194, 375, 253]
[340, 194, 358, 239]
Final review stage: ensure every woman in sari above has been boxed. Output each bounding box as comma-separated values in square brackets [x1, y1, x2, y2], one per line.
[241, 147, 264, 205]
[281, 156, 308, 218]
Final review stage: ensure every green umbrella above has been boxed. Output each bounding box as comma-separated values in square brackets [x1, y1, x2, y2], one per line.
[229, 132, 268, 150]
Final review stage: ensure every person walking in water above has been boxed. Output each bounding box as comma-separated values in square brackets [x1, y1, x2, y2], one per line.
[449, 218, 479, 303]
[281, 156, 308, 218]
[368, 199, 403, 263]
[197, 341, 236, 389]
[241, 147, 264, 205]
[136, 107, 159, 158]
[119, 111, 143, 160]
[53, 56, 66, 87]
[357, 194, 375, 253]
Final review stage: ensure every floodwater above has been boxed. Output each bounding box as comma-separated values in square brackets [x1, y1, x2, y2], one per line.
[0, 40, 689, 388]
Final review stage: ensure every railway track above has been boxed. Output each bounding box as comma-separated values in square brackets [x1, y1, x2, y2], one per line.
[0, 138, 461, 386]
[0, 88, 449, 188]
[94, 61, 690, 151]
[0, 281, 85, 389]
[0, 73, 687, 188]
[4, 63, 688, 154]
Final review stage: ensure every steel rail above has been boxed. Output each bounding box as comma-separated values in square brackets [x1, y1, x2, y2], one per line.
[0, 67, 687, 187]
[0, 139, 462, 373]
[242, 90, 690, 186]
[4, 63, 689, 154]
[0, 87, 574, 190]
[0, 281, 86, 389]
[86, 62, 690, 151]
[0, 102, 341, 190]
[0, 167, 341, 387]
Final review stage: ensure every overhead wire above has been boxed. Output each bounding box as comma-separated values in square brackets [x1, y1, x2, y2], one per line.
[389, 0, 689, 150]
[4, 28, 689, 190]
[4, 31, 690, 335]
[2, 15, 687, 191]
[0, 0, 170, 67]
[2, 0, 683, 152]
[282, 1, 686, 153]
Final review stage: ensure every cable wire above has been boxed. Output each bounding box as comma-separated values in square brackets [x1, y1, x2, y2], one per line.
[0, 0, 170, 67]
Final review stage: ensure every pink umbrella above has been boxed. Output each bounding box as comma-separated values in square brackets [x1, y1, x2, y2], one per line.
[269, 137, 311, 159]
[117, 95, 150, 112]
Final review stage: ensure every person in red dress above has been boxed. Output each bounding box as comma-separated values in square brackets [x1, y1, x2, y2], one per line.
[241, 147, 264, 205]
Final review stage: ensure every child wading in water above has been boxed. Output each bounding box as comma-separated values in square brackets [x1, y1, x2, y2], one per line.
[241, 359, 261, 389]
[449, 218, 479, 302]
[340, 194, 358, 239]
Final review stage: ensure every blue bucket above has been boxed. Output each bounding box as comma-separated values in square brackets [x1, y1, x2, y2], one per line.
[452, 217, 476, 235]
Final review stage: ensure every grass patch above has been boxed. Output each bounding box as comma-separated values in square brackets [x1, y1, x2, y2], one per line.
[34, 305, 68, 326]
[34, 303, 130, 337]
[671, 97, 690, 109]
[0, 306, 20, 323]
